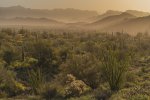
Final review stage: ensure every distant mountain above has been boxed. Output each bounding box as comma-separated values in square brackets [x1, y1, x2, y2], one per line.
[1, 6, 150, 34]
[0, 6, 98, 22]
[87, 11, 150, 34]
[102, 15, 150, 34]
[90, 12, 136, 29]
[89, 10, 122, 22]
[126, 10, 150, 17]
[0, 17, 64, 26]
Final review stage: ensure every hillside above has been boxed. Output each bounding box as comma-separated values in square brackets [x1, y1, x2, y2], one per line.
[89, 10, 122, 22]
[89, 12, 136, 29]
[126, 10, 150, 17]
[102, 15, 150, 34]
[0, 6, 98, 22]
[0, 17, 64, 26]
[87, 11, 150, 34]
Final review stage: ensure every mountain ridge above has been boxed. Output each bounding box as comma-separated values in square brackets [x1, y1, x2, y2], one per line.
[1, 6, 150, 34]
[0, 6, 98, 23]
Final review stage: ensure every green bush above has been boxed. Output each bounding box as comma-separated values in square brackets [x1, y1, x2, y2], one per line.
[27, 68, 45, 94]
[0, 61, 26, 97]
[94, 83, 112, 100]
[3, 50, 16, 65]
[62, 54, 101, 89]
[32, 41, 59, 80]
[41, 87, 57, 100]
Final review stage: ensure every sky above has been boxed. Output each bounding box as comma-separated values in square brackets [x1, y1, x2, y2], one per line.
[1, 0, 150, 12]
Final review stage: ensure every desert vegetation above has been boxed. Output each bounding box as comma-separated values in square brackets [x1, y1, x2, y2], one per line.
[0, 28, 149, 100]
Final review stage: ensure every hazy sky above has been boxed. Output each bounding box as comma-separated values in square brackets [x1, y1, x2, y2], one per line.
[1, 0, 150, 12]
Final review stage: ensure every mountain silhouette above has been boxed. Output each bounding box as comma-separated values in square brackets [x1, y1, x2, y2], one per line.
[0, 6, 98, 22]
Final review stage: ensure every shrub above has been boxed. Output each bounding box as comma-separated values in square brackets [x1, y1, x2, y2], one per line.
[27, 68, 44, 94]
[68, 95, 96, 100]
[41, 87, 57, 100]
[62, 54, 101, 89]
[65, 74, 91, 97]
[3, 50, 16, 65]
[40, 82, 65, 100]
[109, 95, 125, 100]
[0, 61, 27, 97]
[32, 41, 59, 80]
[94, 83, 112, 100]
[11, 57, 38, 82]
[130, 94, 150, 100]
